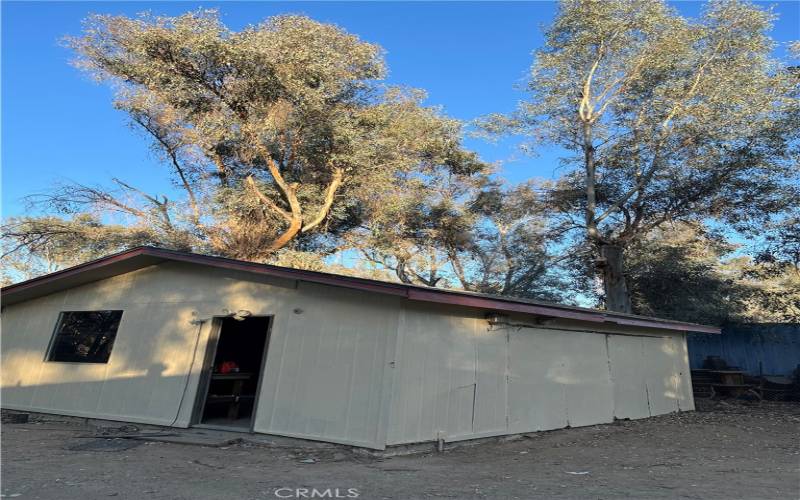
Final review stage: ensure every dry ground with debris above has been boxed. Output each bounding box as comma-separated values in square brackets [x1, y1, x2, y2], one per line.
[2, 400, 798, 500]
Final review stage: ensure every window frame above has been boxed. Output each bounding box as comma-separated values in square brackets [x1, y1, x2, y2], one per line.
[45, 310, 124, 364]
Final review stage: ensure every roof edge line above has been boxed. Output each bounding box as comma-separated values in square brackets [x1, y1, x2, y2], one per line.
[1, 246, 152, 295]
[1, 246, 722, 334]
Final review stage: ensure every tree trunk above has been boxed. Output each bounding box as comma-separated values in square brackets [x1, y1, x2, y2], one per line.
[599, 244, 633, 314]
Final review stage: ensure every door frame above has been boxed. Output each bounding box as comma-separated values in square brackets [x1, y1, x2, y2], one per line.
[190, 315, 274, 432]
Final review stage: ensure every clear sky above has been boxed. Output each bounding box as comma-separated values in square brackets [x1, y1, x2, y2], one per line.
[2, 1, 799, 217]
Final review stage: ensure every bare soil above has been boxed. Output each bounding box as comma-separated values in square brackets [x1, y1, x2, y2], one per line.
[2, 400, 798, 500]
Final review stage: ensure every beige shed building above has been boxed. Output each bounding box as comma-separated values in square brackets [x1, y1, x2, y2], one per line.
[1, 247, 718, 450]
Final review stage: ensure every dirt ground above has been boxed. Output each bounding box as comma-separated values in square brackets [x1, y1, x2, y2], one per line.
[1, 400, 798, 500]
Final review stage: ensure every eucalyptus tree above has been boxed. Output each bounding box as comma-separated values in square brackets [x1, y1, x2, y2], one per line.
[1, 215, 158, 284]
[352, 168, 567, 302]
[485, 0, 799, 312]
[11, 11, 483, 264]
[626, 222, 800, 324]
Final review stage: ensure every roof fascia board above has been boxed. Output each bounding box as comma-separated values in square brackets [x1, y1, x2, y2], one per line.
[1, 246, 721, 334]
[609, 316, 720, 334]
[157, 249, 409, 297]
[2, 247, 153, 296]
[406, 288, 604, 323]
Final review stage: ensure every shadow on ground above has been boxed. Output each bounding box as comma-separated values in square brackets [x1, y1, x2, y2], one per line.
[2, 400, 798, 500]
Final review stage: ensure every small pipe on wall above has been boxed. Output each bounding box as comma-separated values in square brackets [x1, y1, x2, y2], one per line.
[485, 312, 555, 331]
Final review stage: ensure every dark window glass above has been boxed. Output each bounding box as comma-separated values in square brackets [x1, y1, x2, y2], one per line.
[47, 311, 123, 363]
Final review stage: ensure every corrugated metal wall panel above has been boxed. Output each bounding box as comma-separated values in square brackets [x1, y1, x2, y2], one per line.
[2, 263, 398, 447]
[676, 334, 694, 411]
[507, 330, 569, 433]
[610, 334, 691, 418]
[642, 336, 681, 415]
[607, 335, 651, 419]
[688, 325, 800, 376]
[447, 322, 479, 441]
[252, 282, 399, 449]
[507, 329, 614, 432]
[389, 314, 692, 445]
[557, 332, 615, 428]
[3, 260, 695, 449]
[386, 305, 479, 444]
[473, 326, 509, 435]
[2, 297, 56, 408]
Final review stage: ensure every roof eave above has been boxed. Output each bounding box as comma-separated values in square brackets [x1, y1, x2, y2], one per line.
[1, 246, 721, 334]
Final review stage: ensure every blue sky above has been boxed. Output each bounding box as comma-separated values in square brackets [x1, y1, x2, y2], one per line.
[2, 1, 799, 217]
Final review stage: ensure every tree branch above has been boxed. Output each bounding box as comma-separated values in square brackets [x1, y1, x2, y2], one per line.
[257, 153, 303, 251]
[301, 167, 344, 233]
[112, 178, 173, 229]
[131, 114, 201, 223]
[245, 176, 292, 223]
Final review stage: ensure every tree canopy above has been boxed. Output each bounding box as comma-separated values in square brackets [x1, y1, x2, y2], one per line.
[3, 2, 798, 325]
[626, 222, 800, 324]
[51, 11, 484, 261]
[483, 0, 799, 312]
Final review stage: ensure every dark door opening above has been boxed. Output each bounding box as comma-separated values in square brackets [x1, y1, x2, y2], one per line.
[199, 316, 270, 430]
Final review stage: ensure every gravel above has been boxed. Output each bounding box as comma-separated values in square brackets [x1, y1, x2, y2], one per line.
[2, 400, 798, 499]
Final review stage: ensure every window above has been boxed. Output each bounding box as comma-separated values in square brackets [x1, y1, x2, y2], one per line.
[47, 311, 123, 363]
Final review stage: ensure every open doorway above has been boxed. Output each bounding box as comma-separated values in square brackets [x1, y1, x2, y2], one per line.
[197, 316, 271, 430]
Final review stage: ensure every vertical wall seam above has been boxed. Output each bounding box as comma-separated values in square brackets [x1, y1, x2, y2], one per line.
[471, 316, 478, 434]
[642, 338, 652, 416]
[267, 313, 290, 431]
[287, 306, 308, 433]
[505, 330, 511, 430]
[324, 316, 345, 439]
[302, 316, 326, 437]
[470, 383, 477, 431]
[374, 298, 400, 448]
[443, 329, 453, 442]
[416, 319, 431, 440]
[366, 312, 383, 445]
[605, 334, 615, 418]
[343, 323, 359, 439]
[387, 303, 407, 444]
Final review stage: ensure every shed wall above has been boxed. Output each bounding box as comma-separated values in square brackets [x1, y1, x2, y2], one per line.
[386, 305, 694, 446]
[1, 262, 398, 449]
[2, 263, 695, 450]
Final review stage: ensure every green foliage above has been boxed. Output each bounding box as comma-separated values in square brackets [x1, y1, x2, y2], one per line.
[352, 168, 569, 302]
[4, 3, 797, 322]
[1, 215, 158, 284]
[4, 11, 505, 297]
[484, 0, 800, 313]
[57, 10, 484, 260]
[626, 223, 800, 324]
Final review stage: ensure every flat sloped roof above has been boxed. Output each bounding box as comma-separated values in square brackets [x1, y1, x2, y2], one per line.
[0, 246, 720, 334]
